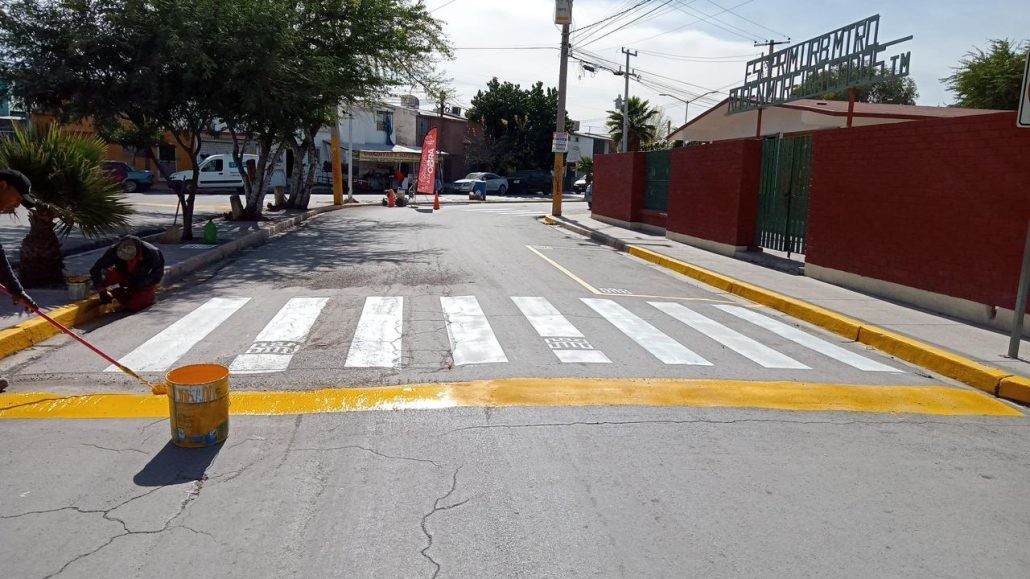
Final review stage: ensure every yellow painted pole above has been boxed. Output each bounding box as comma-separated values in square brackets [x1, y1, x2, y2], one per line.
[331, 108, 344, 205]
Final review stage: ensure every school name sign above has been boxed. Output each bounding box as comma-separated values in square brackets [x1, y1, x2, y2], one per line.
[728, 15, 912, 114]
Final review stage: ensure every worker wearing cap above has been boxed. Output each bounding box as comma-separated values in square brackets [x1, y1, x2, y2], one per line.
[0, 169, 39, 312]
[90, 235, 165, 312]
[0, 169, 39, 393]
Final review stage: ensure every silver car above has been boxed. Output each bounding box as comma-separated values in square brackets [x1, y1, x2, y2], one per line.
[453, 172, 509, 195]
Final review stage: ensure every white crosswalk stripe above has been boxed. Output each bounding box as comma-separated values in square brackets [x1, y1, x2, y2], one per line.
[441, 296, 508, 365]
[230, 297, 329, 374]
[107, 297, 250, 373]
[345, 297, 404, 368]
[650, 302, 809, 369]
[582, 298, 711, 365]
[715, 305, 901, 372]
[512, 297, 611, 363]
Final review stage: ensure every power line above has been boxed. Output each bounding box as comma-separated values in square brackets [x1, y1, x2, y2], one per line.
[702, 0, 789, 38]
[599, 0, 758, 49]
[429, 0, 459, 13]
[574, 1, 659, 46]
[635, 48, 759, 62]
[573, 0, 652, 34]
[577, 0, 677, 49]
[668, 0, 761, 42]
[452, 46, 558, 50]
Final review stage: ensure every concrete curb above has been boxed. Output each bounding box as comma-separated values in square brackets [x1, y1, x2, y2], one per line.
[0, 204, 360, 360]
[544, 215, 1027, 404]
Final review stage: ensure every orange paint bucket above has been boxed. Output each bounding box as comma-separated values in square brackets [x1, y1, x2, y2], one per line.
[164, 364, 230, 448]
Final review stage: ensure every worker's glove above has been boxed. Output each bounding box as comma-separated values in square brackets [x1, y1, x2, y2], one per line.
[98, 289, 114, 305]
[12, 292, 37, 311]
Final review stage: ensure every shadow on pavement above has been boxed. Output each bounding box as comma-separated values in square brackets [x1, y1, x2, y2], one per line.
[134, 441, 223, 486]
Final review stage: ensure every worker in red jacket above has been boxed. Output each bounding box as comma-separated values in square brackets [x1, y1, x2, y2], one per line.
[90, 236, 165, 312]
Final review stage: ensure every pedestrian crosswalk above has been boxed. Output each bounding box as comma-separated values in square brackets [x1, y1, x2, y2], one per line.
[100, 294, 903, 376]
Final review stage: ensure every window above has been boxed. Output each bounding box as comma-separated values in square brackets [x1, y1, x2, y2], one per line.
[228, 161, 238, 169]
[376, 111, 392, 131]
[201, 159, 223, 172]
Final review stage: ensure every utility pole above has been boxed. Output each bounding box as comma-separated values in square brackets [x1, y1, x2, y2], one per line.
[551, 2, 571, 217]
[620, 48, 637, 153]
[346, 110, 354, 203]
[331, 105, 343, 205]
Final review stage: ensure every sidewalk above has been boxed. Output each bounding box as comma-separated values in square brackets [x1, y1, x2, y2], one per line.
[0, 203, 366, 332]
[548, 213, 1029, 381]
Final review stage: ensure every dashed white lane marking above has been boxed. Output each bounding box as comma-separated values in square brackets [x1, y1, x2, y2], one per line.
[581, 298, 711, 365]
[715, 305, 902, 372]
[230, 297, 329, 374]
[345, 297, 404, 368]
[107, 297, 250, 373]
[441, 296, 508, 365]
[650, 302, 809, 369]
[512, 297, 611, 363]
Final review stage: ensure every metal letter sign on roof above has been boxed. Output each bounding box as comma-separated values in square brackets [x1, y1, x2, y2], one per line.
[728, 15, 912, 114]
[1018, 52, 1030, 128]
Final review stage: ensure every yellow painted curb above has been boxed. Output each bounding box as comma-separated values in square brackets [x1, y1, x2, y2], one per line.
[542, 218, 1029, 405]
[0, 297, 103, 359]
[998, 376, 1030, 405]
[857, 327, 1009, 394]
[0, 379, 1022, 419]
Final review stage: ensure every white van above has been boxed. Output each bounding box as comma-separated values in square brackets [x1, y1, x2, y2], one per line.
[168, 154, 258, 192]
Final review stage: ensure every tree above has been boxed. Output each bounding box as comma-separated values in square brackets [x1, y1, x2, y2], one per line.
[576, 157, 593, 175]
[791, 65, 918, 105]
[0, 0, 225, 240]
[943, 39, 1028, 110]
[606, 96, 659, 152]
[466, 78, 573, 172]
[0, 125, 132, 287]
[213, 0, 451, 219]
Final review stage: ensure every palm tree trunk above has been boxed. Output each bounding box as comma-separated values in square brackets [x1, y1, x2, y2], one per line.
[18, 207, 65, 288]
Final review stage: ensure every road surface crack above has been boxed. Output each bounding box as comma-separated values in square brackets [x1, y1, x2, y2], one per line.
[420, 465, 469, 579]
[79, 443, 148, 456]
[4, 473, 212, 578]
[293, 445, 442, 468]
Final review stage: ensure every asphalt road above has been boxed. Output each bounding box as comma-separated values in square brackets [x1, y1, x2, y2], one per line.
[2, 202, 1028, 577]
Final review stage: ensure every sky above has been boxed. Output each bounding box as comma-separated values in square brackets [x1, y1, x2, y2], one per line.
[401, 0, 1030, 136]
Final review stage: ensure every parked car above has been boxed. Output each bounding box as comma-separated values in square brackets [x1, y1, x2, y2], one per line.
[573, 174, 590, 193]
[453, 172, 509, 195]
[167, 153, 258, 192]
[509, 170, 551, 195]
[102, 161, 154, 192]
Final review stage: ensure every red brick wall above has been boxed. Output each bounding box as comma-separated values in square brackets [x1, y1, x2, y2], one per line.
[808, 112, 1030, 312]
[665, 140, 762, 247]
[593, 152, 645, 223]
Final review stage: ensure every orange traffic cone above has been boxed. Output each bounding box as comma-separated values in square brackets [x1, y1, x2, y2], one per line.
[387, 189, 396, 207]
[433, 191, 440, 211]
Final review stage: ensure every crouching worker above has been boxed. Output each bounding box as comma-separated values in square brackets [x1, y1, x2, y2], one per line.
[90, 236, 165, 312]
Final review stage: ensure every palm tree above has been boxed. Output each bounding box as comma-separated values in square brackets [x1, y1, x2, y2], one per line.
[0, 124, 133, 287]
[606, 96, 660, 152]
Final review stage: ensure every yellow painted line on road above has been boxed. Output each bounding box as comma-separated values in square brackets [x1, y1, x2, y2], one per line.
[0, 379, 1021, 420]
[526, 245, 601, 294]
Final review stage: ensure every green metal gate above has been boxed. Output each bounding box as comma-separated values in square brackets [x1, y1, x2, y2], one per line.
[643, 150, 671, 212]
[756, 135, 812, 255]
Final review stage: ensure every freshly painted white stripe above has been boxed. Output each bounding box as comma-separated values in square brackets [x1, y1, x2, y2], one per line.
[512, 297, 583, 337]
[441, 296, 508, 365]
[230, 297, 329, 374]
[555, 350, 612, 363]
[650, 302, 809, 369]
[513, 297, 611, 363]
[582, 298, 711, 365]
[345, 297, 404, 368]
[715, 305, 902, 372]
[107, 297, 250, 373]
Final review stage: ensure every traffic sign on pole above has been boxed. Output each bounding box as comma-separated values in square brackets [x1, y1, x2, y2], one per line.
[551, 131, 569, 153]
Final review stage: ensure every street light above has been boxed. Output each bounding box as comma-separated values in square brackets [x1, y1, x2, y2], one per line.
[660, 90, 721, 125]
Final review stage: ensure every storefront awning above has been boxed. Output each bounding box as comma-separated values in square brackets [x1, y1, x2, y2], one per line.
[339, 143, 447, 163]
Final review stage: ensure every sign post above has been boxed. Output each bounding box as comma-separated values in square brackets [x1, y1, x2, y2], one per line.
[1008, 52, 1030, 358]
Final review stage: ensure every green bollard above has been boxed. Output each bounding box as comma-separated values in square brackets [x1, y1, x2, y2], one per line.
[203, 219, 218, 244]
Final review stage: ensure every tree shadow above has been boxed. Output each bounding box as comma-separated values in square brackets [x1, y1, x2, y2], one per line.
[133, 440, 223, 486]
